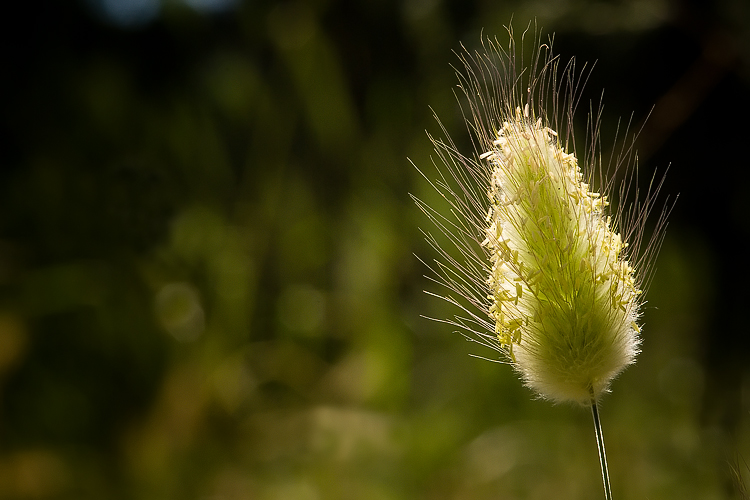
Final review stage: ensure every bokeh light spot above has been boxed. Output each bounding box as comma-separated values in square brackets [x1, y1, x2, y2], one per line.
[155, 282, 205, 343]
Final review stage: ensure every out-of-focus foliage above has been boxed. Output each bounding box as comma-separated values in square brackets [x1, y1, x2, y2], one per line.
[0, 0, 749, 498]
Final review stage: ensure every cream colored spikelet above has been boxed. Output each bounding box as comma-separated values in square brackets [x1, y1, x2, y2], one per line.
[481, 106, 641, 404]
[413, 27, 669, 406]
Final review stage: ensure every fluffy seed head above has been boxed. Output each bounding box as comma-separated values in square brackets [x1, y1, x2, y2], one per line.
[414, 26, 669, 405]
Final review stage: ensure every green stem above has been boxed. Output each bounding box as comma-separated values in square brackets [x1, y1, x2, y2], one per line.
[590, 396, 613, 500]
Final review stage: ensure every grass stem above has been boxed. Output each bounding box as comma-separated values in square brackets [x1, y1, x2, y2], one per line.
[591, 396, 613, 500]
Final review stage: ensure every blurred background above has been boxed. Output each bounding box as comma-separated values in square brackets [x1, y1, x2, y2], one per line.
[1, 0, 749, 498]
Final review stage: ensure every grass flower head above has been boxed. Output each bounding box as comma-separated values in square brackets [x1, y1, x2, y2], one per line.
[414, 26, 669, 406]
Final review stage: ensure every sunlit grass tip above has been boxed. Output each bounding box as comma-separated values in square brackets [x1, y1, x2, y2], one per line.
[412, 24, 672, 405]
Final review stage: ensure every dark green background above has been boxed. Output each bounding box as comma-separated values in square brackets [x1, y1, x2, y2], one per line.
[0, 0, 748, 498]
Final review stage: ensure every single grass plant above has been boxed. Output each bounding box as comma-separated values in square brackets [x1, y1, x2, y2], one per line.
[413, 23, 672, 499]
